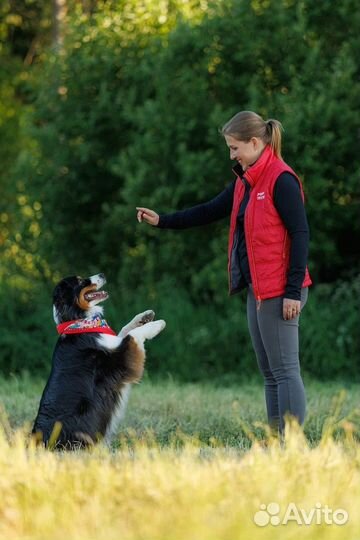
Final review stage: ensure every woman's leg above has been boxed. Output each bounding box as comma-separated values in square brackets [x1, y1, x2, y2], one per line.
[247, 286, 280, 430]
[256, 288, 308, 433]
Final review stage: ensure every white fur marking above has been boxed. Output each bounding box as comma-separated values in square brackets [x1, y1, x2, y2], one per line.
[90, 273, 106, 289]
[85, 305, 104, 318]
[96, 333, 123, 351]
[53, 305, 60, 325]
[104, 384, 131, 444]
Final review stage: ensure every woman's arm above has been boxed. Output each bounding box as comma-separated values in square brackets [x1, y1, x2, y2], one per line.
[274, 172, 310, 310]
[137, 180, 236, 230]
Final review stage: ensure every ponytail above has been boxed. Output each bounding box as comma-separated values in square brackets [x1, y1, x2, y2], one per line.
[266, 119, 283, 158]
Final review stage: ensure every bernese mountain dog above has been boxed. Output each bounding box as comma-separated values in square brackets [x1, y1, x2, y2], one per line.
[32, 273, 166, 449]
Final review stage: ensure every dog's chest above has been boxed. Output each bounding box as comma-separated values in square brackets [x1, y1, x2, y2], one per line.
[104, 383, 131, 443]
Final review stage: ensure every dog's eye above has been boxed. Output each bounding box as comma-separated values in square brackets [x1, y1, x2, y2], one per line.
[77, 277, 86, 287]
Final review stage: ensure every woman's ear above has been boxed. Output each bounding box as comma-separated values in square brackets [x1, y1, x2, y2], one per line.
[250, 136, 259, 150]
[251, 136, 265, 151]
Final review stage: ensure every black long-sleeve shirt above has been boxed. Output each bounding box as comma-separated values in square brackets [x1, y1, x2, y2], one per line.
[158, 172, 310, 300]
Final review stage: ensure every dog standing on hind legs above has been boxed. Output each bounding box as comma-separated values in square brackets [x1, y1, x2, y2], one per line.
[32, 273, 166, 449]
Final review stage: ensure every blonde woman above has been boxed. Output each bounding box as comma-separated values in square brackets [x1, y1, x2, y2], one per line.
[136, 111, 312, 435]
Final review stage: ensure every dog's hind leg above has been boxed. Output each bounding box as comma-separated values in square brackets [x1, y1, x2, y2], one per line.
[104, 383, 132, 444]
[118, 310, 155, 338]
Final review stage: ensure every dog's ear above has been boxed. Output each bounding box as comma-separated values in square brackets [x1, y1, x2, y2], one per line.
[53, 280, 73, 310]
[53, 276, 86, 322]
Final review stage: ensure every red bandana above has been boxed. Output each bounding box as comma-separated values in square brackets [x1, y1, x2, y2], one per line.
[57, 315, 117, 336]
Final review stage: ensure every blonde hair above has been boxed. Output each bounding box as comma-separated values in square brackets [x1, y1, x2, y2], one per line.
[221, 111, 283, 158]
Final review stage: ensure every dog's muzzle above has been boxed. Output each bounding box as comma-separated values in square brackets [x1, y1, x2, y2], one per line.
[78, 274, 108, 309]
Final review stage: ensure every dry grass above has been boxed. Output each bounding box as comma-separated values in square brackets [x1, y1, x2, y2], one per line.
[0, 419, 359, 540]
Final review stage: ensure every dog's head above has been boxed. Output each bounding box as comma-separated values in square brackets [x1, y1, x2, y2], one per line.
[53, 273, 108, 323]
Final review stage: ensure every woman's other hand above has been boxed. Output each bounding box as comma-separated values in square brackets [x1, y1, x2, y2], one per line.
[136, 207, 160, 226]
[283, 298, 301, 320]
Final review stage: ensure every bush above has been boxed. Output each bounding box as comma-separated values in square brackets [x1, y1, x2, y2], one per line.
[301, 275, 360, 378]
[0, 279, 54, 375]
[0, 274, 358, 381]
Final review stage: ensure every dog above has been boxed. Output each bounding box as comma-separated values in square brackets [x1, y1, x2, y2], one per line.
[32, 273, 166, 449]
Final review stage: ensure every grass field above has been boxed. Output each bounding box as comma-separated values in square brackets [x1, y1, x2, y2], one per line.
[0, 375, 359, 539]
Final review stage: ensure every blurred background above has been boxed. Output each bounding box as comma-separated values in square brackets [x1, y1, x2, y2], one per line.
[0, 0, 359, 381]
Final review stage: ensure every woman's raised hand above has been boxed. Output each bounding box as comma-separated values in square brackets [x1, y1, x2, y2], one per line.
[136, 207, 160, 226]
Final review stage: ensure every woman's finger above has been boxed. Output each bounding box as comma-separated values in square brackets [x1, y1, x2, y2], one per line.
[284, 307, 300, 320]
[136, 207, 152, 215]
[136, 208, 150, 222]
[136, 207, 159, 226]
[283, 298, 301, 320]
[141, 212, 153, 223]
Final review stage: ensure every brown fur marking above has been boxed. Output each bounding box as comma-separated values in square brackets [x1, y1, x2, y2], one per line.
[77, 284, 97, 310]
[123, 336, 145, 383]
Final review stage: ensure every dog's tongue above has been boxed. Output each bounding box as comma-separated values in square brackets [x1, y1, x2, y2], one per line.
[84, 290, 108, 301]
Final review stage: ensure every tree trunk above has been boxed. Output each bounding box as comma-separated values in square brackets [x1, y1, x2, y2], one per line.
[53, 0, 67, 49]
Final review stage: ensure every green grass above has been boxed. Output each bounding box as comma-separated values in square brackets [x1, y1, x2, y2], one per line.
[0, 374, 359, 448]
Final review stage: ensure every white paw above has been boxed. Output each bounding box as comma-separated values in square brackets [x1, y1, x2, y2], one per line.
[129, 319, 166, 341]
[119, 310, 156, 338]
[134, 310, 155, 325]
[149, 319, 166, 335]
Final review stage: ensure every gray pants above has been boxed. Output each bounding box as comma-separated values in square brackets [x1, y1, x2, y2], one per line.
[247, 286, 308, 433]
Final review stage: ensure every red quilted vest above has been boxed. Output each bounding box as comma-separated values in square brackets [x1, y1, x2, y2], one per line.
[228, 145, 312, 300]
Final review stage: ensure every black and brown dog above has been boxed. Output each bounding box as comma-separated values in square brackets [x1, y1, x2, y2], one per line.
[32, 273, 165, 449]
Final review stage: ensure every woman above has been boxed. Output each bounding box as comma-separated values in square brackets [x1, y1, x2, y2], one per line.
[136, 110, 312, 435]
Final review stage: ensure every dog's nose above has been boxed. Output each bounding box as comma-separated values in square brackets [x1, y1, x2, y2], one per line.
[90, 273, 106, 287]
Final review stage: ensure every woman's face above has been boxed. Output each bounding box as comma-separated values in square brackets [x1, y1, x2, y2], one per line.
[224, 134, 265, 171]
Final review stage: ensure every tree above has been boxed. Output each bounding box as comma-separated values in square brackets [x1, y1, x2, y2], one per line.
[53, 0, 67, 49]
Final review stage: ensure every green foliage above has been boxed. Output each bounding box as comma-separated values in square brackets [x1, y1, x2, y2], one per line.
[0, 280, 54, 375]
[301, 275, 360, 378]
[14, 0, 359, 285]
[0, 0, 52, 60]
[1, 0, 359, 378]
[0, 274, 358, 381]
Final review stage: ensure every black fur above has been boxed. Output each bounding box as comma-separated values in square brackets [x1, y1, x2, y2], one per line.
[52, 275, 95, 322]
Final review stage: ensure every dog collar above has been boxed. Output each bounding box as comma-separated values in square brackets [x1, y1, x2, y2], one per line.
[57, 315, 117, 336]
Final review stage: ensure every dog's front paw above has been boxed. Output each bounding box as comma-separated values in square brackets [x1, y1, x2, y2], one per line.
[157, 319, 166, 332]
[137, 310, 155, 325]
[129, 319, 166, 341]
[119, 310, 157, 339]
[148, 319, 166, 336]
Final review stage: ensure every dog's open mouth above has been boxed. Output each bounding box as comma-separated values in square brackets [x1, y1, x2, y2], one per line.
[78, 282, 109, 310]
[84, 290, 109, 302]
